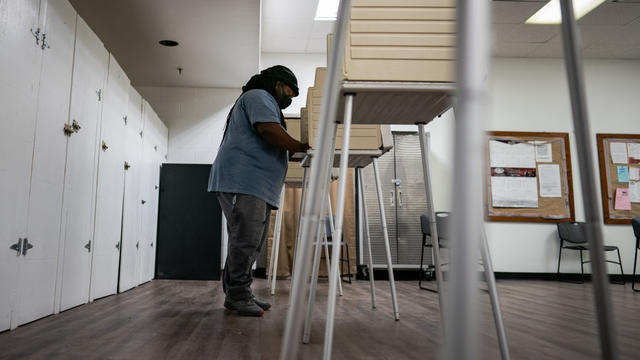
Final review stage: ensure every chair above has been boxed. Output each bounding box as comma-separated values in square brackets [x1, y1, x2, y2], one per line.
[556, 221, 624, 284]
[419, 211, 450, 292]
[325, 216, 352, 283]
[631, 217, 640, 291]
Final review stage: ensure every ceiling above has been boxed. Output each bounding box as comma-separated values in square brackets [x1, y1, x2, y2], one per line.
[69, 0, 260, 88]
[262, 0, 640, 59]
[70, 0, 640, 89]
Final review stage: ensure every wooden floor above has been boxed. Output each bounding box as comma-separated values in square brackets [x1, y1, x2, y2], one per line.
[1, 278, 639, 359]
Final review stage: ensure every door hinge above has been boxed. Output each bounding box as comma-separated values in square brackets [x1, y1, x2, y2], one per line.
[115, 242, 120, 251]
[141, 199, 146, 204]
[22, 238, 33, 256]
[139, 131, 143, 138]
[40, 33, 50, 50]
[124, 161, 131, 170]
[123, 116, 128, 125]
[150, 242, 154, 248]
[96, 89, 102, 101]
[30, 28, 41, 45]
[154, 145, 158, 152]
[155, 185, 158, 190]
[135, 241, 139, 250]
[101, 141, 108, 151]
[9, 238, 23, 256]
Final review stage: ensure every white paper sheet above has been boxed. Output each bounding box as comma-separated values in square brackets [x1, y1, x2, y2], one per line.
[630, 167, 640, 181]
[628, 143, 640, 160]
[489, 140, 536, 168]
[630, 181, 640, 203]
[491, 176, 539, 208]
[531, 141, 553, 162]
[610, 142, 628, 164]
[538, 164, 562, 197]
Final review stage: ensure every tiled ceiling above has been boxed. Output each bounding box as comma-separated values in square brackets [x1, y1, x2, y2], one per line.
[262, 0, 640, 59]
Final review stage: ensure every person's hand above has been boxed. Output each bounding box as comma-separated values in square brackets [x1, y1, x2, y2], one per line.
[297, 142, 311, 153]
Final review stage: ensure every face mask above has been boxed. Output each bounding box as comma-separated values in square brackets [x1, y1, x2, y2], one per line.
[275, 83, 292, 109]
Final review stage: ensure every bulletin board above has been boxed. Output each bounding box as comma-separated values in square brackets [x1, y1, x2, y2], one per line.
[486, 131, 575, 223]
[596, 134, 640, 224]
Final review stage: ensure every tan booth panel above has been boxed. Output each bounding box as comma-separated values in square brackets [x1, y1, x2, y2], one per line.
[327, 0, 457, 83]
[285, 118, 305, 181]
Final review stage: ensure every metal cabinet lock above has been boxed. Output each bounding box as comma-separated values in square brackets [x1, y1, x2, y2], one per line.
[22, 238, 33, 256]
[124, 162, 131, 170]
[71, 120, 81, 132]
[102, 141, 108, 151]
[9, 238, 23, 256]
[63, 124, 74, 136]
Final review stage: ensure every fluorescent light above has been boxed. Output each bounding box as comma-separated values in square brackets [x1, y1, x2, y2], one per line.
[525, 0, 606, 24]
[315, 0, 340, 21]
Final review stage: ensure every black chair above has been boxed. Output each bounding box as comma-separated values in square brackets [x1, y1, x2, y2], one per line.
[419, 212, 450, 292]
[631, 217, 640, 291]
[325, 216, 351, 283]
[556, 222, 624, 284]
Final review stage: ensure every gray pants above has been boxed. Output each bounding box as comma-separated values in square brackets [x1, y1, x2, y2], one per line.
[216, 192, 272, 301]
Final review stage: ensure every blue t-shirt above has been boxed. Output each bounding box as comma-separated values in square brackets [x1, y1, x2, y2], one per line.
[208, 89, 288, 208]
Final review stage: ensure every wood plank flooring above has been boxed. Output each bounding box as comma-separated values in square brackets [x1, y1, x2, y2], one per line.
[0, 278, 639, 359]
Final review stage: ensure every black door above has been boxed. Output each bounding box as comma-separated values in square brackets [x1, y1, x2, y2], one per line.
[157, 164, 221, 280]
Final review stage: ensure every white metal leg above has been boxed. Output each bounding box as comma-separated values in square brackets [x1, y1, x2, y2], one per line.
[303, 200, 329, 344]
[480, 225, 510, 360]
[323, 93, 355, 359]
[417, 125, 445, 325]
[326, 193, 343, 296]
[358, 167, 376, 309]
[559, 1, 618, 358]
[290, 165, 309, 289]
[447, 0, 490, 358]
[372, 158, 400, 321]
[300, 126, 339, 345]
[270, 187, 286, 295]
[281, 1, 349, 358]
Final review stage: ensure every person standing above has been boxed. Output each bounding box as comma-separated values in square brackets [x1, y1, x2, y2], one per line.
[208, 65, 310, 316]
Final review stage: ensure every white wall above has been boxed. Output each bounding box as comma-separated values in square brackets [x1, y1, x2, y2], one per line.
[425, 58, 640, 273]
[261, 52, 327, 117]
[137, 86, 240, 164]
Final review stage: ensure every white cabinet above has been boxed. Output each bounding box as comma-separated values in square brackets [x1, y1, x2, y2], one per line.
[0, 0, 44, 332]
[56, 16, 109, 312]
[15, 0, 77, 327]
[90, 55, 129, 301]
[118, 86, 144, 293]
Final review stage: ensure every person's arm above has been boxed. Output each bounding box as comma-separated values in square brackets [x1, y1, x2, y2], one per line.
[254, 122, 310, 153]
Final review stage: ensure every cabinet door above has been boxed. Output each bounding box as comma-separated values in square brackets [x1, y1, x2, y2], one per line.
[57, 16, 109, 311]
[138, 142, 156, 284]
[90, 55, 129, 300]
[16, 0, 77, 327]
[361, 148, 398, 266]
[0, 0, 43, 331]
[118, 87, 143, 293]
[393, 133, 429, 266]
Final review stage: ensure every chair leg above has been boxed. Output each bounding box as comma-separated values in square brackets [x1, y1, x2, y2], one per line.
[634, 238, 640, 292]
[557, 242, 563, 281]
[579, 250, 585, 284]
[345, 242, 351, 284]
[614, 247, 625, 285]
[419, 236, 437, 292]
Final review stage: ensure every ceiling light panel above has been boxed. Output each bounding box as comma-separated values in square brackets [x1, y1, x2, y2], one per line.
[526, 0, 607, 24]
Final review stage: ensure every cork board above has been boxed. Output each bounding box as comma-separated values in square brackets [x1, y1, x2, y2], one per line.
[486, 131, 575, 223]
[596, 134, 640, 224]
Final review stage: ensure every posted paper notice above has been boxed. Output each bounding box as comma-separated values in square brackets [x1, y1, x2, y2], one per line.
[610, 142, 628, 164]
[628, 143, 640, 164]
[618, 166, 630, 183]
[630, 167, 640, 181]
[538, 164, 562, 197]
[534, 142, 553, 162]
[615, 188, 632, 211]
[491, 176, 539, 208]
[490, 140, 536, 168]
[630, 181, 640, 203]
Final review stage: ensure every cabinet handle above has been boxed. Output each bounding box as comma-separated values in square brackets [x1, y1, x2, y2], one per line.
[9, 238, 23, 256]
[22, 238, 33, 256]
[398, 189, 403, 208]
[71, 120, 81, 133]
[84, 240, 91, 252]
[63, 124, 74, 136]
[390, 190, 395, 207]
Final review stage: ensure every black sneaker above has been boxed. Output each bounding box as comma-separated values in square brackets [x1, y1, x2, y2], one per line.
[224, 298, 264, 317]
[252, 296, 271, 311]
